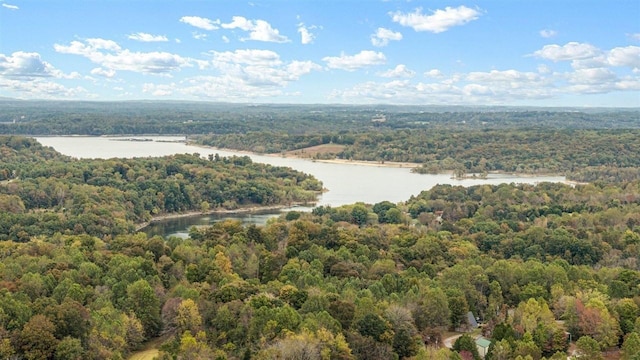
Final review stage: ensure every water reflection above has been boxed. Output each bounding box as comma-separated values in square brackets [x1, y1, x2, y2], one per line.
[144, 206, 311, 239]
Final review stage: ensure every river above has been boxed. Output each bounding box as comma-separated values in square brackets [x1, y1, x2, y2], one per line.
[35, 136, 566, 237]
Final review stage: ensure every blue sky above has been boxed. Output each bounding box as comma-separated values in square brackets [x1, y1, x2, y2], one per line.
[1, 1, 639, 107]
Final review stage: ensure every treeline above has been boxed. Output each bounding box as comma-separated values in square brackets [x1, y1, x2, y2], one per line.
[196, 129, 640, 183]
[1, 180, 638, 359]
[1, 101, 638, 136]
[0, 136, 321, 240]
[3, 100, 639, 182]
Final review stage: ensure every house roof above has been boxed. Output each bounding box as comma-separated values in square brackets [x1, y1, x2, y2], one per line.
[475, 337, 491, 348]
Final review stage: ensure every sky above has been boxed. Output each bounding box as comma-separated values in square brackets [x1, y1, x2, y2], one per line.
[0, 1, 639, 107]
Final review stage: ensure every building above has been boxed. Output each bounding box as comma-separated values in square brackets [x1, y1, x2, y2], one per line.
[475, 337, 491, 358]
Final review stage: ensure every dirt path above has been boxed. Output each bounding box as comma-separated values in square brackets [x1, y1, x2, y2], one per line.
[128, 335, 170, 360]
[443, 333, 463, 348]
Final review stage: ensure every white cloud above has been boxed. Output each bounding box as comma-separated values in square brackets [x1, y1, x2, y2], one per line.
[323, 50, 386, 71]
[537, 64, 552, 74]
[607, 46, 640, 69]
[179, 16, 219, 31]
[390, 6, 481, 33]
[298, 24, 315, 45]
[2, 3, 18, 10]
[193, 32, 208, 40]
[128, 32, 169, 42]
[0, 77, 89, 99]
[629, 33, 640, 41]
[90, 67, 116, 78]
[212, 49, 282, 66]
[329, 56, 640, 104]
[179, 49, 320, 101]
[54, 38, 190, 74]
[371, 27, 402, 47]
[287, 60, 323, 77]
[614, 78, 640, 91]
[424, 69, 443, 78]
[378, 64, 415, 78]
[532, 42, 601, 61]
[463, 83, 492, 96]
[539, 29, 557, 38]
[0, 51, 59, 78]
[222, 36, 230, 43]
[567, 68, 616, 85]
[87, 38, 122, 51]
[466, 69, 542, 84]
[181, 75, 284, 100]
[222, 16, 289, 43]
[222, 16, 253, 31]
[143, 83, 175, 96]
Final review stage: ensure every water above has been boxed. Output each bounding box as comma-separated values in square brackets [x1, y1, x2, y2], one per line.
[35, 136, 567, 237]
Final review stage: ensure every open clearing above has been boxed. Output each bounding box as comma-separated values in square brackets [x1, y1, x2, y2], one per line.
[128, 348, 159, 360]
[282, 143, 345, 158]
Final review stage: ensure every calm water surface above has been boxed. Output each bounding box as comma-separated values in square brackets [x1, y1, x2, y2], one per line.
[36, 136, 566, 237]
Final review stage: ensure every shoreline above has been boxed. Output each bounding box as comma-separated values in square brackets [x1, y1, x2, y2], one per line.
[188, 142, 422, 169]
[188, 142, 574, 176]
[135, 203, 311, 232]
[295, 157, 420, 169]
[191, 143, 575, 182]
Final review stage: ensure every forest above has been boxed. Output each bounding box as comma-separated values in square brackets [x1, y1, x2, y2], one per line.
[0, 136, 321, 241]
[0, 176, 639, 359]
[195, 128, 640, 183]
[0, 101, 639, 360]
[0, 136, 638, 359]
[3, 100, 639, 183]
[1, 100, 638, 136]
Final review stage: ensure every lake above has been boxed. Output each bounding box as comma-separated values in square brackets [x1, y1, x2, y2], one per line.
[35, 136, 567, 237]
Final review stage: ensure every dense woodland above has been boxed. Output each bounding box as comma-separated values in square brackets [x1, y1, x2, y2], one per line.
[0, 177, 639, 359]
[0, 136, 321, 241]
[195, 129, 640, 183]
[2, 100, 639, 182]
[1, 101, 638, 135]
[1, 102, 640, 359]
[0, 137, 638, 359]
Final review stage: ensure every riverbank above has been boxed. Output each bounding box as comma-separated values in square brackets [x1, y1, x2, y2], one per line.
[303, 157, 420, 169]
[189, 142, 422, 169]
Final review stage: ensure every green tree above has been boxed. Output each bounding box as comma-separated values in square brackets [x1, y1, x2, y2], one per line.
[54, 337, 84, 360]
[176, 299, 203, 335]
[20, 315, 58, 360]
[487, 339, 512, 360]
[357, 313, 392, 343]
[413, 287, 450, 330]
[615, 298, 640, 335]
[575, 336, 603, 360]
[47, 299, 90, 341]
[126, 279, 161, 338]
[512, 332, 542, 360]
[392, 325, 420, 359]
[453, 334, 480, 360]
[447, 291, 469, 330]
[328, 299, 356, 330]
[178, 331, 216, 360]
[621, 332, 640, 360]
[351, 205, 369, 226]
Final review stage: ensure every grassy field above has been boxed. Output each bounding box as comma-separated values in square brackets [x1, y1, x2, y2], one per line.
[127, 335, 169, 360]
[128, 348, 159, 360]
[282, 143, 346, 158]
